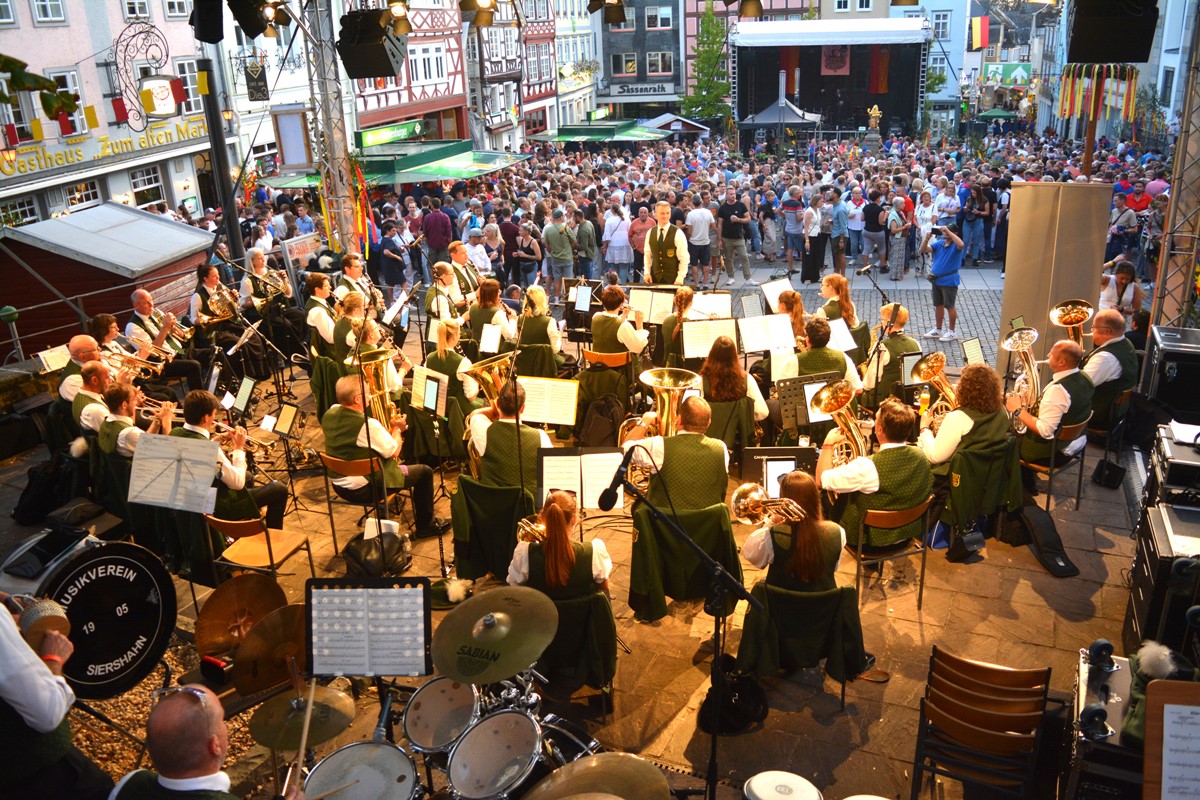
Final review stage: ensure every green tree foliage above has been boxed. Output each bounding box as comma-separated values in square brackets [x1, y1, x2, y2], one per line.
[0, 54, 79, 119]
[680, 0, 730, 123]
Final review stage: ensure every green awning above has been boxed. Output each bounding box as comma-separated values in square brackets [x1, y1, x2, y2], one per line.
[261, 173, 323, 188]
[530, 126, 670, 143]
[382, 149, 532, 183]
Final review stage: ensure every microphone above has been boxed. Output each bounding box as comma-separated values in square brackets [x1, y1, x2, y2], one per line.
[597, 447, 636, 511]
[855, 265, 873, 275]
[373, 688, 393, 743]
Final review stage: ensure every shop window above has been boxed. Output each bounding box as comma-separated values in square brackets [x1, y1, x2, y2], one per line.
[131, 165, 165, 209]
[0, 197, 39, 226]
[610, 53, 636, 77]
[66, 180, 102, 210]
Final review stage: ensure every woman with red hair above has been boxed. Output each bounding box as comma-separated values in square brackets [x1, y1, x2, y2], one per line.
[507, 490, 611, 598]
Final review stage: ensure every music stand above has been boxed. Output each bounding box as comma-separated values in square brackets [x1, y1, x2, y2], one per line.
[776, 371, 841, 433]
[742, 446, 820, 496]
[270, 402, 316, 515]
[129, 433, 223, 515]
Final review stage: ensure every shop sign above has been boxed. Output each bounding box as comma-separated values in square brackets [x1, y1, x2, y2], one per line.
[587, 107, 610, 121]
[139, 75, 180, 119]
[614, 83, 673, 97]
[355, 120, 427, 149]
[0, 115, 210, 179]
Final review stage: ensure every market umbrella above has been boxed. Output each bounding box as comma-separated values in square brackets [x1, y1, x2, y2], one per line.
[978, 108, 1018, 120]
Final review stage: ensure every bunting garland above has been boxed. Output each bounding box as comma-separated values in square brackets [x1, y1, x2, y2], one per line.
[1057, 63, 1138, 123]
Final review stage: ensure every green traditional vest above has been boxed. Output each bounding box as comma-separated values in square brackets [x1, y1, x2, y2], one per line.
[454, 261, 481, 294]
[822, 299, 842, 321]
[0, 697, 71, 787]
[332, 316, 356, 364]
[305, 297, 336, 358]
[865, 334, 920, 407]
[338, 276, 362, 298]
[60, 359, 83, 378]
[112, 770, 238, 800]
[1083, 337, 1138, 427]
[518, 315, 553, 346]
[647, 224, 680, 284]
[931, 407, 1011, 477]
[839, 445, 932, 548]
[130, 312, 183, 352]
[72, 390, 102, 426]
[765, 521, 842, 592]
[99, 417, 133, 455]
[525, 541, 595, 600]
[1020, 370, 1095, 461]
[322, 405, 404, 488]
[590, 314, 623, 353]
[169, 427, 259, 520]
[480, 421, 542, 489]
[646, 433, 728, 509]
[425, 285, 451, 318]
[794, 346, 847, 378]
[426, 350, 470, 411]
[661, 314, 681, 366]
[468, 304, 497, 339]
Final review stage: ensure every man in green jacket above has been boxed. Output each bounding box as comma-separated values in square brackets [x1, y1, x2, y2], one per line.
[1081, 308, 1138, 431]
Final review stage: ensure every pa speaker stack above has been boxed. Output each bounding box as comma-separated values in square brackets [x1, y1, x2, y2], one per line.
[1066, 0, 1159, 64]
[336, 10, 408, 79]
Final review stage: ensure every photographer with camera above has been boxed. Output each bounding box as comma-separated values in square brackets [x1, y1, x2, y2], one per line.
[920, 223, 965, 343]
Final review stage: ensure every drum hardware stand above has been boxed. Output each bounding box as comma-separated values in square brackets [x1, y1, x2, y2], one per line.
[612, 461, 761, 800]
[72, 657, 172, 770]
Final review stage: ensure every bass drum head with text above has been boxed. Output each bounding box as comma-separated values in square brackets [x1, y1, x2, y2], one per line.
[41, 541, 176, 699]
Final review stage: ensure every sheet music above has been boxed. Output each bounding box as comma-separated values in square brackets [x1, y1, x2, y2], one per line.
[648, 291, 675, 325]
[682, 318, 739, 359]
[1163, 703, 1200, 798]
[426, 318, 440, 343]
[538, 449, 583, 506]
[769, 348, 794, 383]
[574, 285, 593, 312]
[738, 314, 794, 353]
[581, 450, 624, 510]
[383, 293, 407, 326]
[479, 323, 502, 354]
[517, 377, 579, 426]
[692, 292, 732, 319]
[310, 586, 427, 676]
[827, 317, 857, 352]
[628, 288, 653, 319]
[128, 433, 220, 514]
[961, 337, 984, 365]
[740, 295, 762, 319]
[37, 345, 70, 373]
[760, 277, 792, 312]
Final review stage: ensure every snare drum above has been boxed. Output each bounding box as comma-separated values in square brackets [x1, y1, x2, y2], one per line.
[448, 710, 602, 800]
[304, 741, 419, 800]
[0, 536, 176, 699]
[743, 771, 822, 800]
[402, 676, 481, 754]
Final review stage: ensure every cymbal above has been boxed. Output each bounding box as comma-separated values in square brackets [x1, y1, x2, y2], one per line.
[431, 586, 558, 684]
[523, 753, 670, 800]
[196, 574, 287, 657]
[247, 683, 355, 750]
[231, 604, 307, 696]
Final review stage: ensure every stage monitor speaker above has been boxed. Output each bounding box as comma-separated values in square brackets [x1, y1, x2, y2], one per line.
[336, 10, 408, 79]
[1066, 0, 1159, 64]
[190, 0, 224, 43]
[226, 0, 269, 39]
[1142, 326, 1200, 424]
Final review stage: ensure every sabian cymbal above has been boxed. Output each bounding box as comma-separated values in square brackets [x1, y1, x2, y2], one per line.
[523, 753, 670, 800]
[196, 574, 287, 657]
[431, 586, 558, 684]
[231, 604, 307, 696]
[247, 683, 355, 750]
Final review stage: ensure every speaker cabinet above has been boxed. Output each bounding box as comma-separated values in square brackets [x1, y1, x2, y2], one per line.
[1142, 326, 1200, 424]
[1067, 0, 1159, 64]
[337, 10, 408, 79]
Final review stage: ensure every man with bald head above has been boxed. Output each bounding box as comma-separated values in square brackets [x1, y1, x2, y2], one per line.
[108, 684, 304, 799]
[1007, 340, 1094, 482]
[621, 395, 729, 510]
[126, 289, 210, 392]
[1081, 309, 1138, 431]
[58, 334, 103, 402]
[74, 360, 114, 433]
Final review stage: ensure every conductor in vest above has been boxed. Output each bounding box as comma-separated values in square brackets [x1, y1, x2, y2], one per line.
[321, 376, 448, 539]
[643, 201, 689, 285]
[1081, 309, 1138, 432]
[816, 398, 932, 549]
[621, 395, 730, 510]
[0, 592, 112, 799]
[474, 380, 553, 491]
[108, 684, 304, 800]
[507, 490, 612, 598]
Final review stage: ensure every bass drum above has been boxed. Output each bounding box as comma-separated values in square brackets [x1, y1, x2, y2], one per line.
[0, 535, 176, 699]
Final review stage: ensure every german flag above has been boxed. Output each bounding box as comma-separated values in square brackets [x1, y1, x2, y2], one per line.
[970, 16, 989, 51]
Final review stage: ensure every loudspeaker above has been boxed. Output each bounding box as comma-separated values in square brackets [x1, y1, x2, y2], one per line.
[227, 0, 269, 40]
[336, 10, 408, 79]
[190, 0, 224, 43]
[1142, 326, 1200, 424]
[1066, 0, 1159, 64]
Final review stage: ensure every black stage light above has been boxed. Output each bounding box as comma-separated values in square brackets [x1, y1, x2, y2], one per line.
[191, 0, 225, 43]
[336, 10, 407, 79]
[227, 0, 270, 38]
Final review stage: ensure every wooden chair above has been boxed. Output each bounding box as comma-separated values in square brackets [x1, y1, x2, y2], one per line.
[1021, 412, 1093, 512]
[203, 515, 314, 582]
[929, 646, 1051, 692]
[851, 494, 935, 610]
[582, 349, 636, 408]
[319, 453, 407, 556]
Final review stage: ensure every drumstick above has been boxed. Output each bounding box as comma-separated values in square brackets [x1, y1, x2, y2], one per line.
[287, 681, 318, 794]
[308, 779, 360, 800]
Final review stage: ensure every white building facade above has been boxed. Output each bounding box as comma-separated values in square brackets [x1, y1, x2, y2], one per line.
[554, 0, 597, 126]
[892, 0, 968, 134]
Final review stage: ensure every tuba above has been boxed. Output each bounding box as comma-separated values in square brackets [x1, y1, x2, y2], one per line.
[810, 379, 870, 470]
[347, 348, 402, 426]
[1001, 326, 1041, 434]
[617, 368, 702, 443]
[1049, 299, 1093, 347]
[461, 352, 516, 477]
[911, 351, 958, 434]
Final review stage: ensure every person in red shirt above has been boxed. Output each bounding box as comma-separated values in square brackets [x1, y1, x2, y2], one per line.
[1126, 180, 1152, 213]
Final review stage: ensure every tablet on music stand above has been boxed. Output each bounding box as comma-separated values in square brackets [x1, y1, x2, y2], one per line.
[764, 459, 794, 499]
[274, 403, 300, 439]
[1011, 315, 1025, 330]
[206, 363, 221, 395]
[233, 377, 257, 416]
[574, 284, 592, 312]
[962, 337, 984, 365]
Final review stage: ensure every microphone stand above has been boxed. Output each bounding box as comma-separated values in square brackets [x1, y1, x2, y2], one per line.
[510, 305, 530, 513]
[234, 303, 293, 405]
[615, 470, 762, 800]
[853, 265, 890, 306]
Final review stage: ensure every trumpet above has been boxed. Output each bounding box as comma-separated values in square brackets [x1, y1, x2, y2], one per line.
[172, 321, 195, 343]
[730, 483, 807, 525]
[137, 396, 179, 421]
[145, 342, 176, 361]
[103, 350, 164, 378]
[213, 422, 275, 455]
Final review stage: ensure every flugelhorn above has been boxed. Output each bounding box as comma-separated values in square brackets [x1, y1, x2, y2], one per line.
[730, 483, 806, 525]
[213, 421, 275, 455]
[103, 350, 164, 378]
[1001, 326, 1041, 434]
[911, 351, 958, 434]
[1049, 299, 1093, 347]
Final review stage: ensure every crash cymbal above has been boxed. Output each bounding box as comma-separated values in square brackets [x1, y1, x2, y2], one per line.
[431, 586, 558, 684]
[523, 753, 670, 800]
[196, 574, 287, 657]
[231, 604, 307, 696]
[247, 683, 355, 750]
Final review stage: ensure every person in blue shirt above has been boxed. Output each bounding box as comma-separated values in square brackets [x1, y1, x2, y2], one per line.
[295, 203, 316, 235]
[920, 223, 964, 343]
[829, 187, 850, 276]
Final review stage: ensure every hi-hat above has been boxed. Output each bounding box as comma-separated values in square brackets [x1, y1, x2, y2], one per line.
[231, 604, 307, 695]
[196, 574, 287, 657]
[248, 683, 355, 750]
[431, 586, 558, 684]
[523, 753, 670, 800]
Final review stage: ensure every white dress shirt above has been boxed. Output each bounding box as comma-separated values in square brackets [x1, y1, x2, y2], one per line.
[429, 286, 466, 325]
[593, 310, 649, 354]
[774, 350, 863, 391]
[623, 431, 730, 471]
[466, 242, 492, 276]
[470, 417, 553, 458]
[742, 373, 769, 421]
[108, 770, 232, 800]
[917, 408, 976, 466]
[1082, 337, 1126, 389]
[181, 423, 246, 490]
[326, 408, 400, 491]
[76, 389, 107, 433]
[0, 608, 74, 734]
[506, 538, 613, 586]
[105, 414, 143, 457]
[57, 361, 85, 401]
[334, 276, 374, 303]
[642, 224, 690, 284]
[306, 298, 336, 346]
[1030, 368, 1089, 456]
[820, 441, 908, 494]
[743, 523, 846, 569]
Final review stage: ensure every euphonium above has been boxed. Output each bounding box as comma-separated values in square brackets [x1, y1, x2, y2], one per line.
[810, 379, 869, 468]
[1049, 299, 1094, 347]
[462, 351, 516, 406]
[730, 483, 807, 525]
[1001, 326, 1041, 434]
[516, 514, 546, 542]
[911, 351, 958, 433]
[617, 368, 702, 443]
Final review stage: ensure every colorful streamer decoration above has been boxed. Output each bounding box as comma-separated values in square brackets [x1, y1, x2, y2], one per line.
[1057, 63, 1138, 123]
